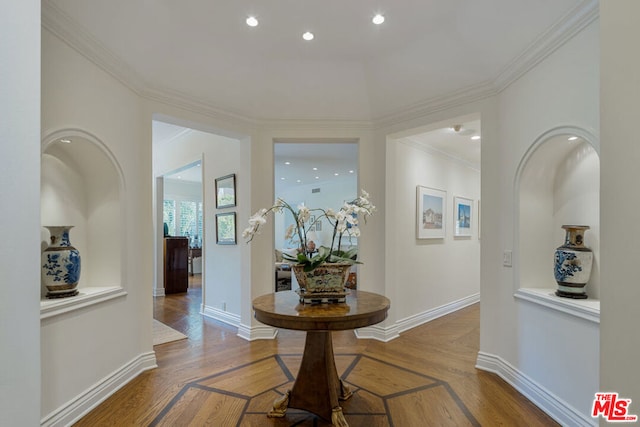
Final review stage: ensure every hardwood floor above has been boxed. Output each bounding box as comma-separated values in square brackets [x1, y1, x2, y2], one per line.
[74, 276, 558, 426]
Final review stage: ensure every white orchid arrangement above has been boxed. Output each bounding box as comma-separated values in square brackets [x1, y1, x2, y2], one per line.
[243, 189, 376, 272]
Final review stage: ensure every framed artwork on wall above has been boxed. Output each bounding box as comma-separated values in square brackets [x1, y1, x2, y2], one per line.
[416, 186, 446, 239]
[454, 196, 473, 237]
[215, 174, 236, 209]
[216, 212, 236, 245]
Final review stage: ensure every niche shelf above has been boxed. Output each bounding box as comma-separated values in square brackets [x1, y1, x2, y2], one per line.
[515, 128, 600, 319]
[40, 130, 126, 318]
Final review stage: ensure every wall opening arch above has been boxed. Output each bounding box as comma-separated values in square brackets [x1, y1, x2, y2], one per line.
[514, 126, 600, 304]
[41, 129, 126, 316]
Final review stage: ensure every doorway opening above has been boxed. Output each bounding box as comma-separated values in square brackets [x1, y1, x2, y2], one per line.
[273, 140, 358, 291]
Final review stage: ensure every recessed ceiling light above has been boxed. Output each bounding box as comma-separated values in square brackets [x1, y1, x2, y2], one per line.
[302, 32, 314, 41]
[372, 14, 385, 25]
[568, 136, 578, 141]
[312, 167, 318, 171]
[296, 179, 302, 183]
[471, 135, 481, 140]
[334, 173, 339, 176]
[246, 16, 258, 27]
[177, 176, 182, 179]
[281, 177, 285, 180]
[60, 138, 71, 143]
[285, 161, 291, 165]
[315, 176, 320, 179]
[349, 170, 354, 174]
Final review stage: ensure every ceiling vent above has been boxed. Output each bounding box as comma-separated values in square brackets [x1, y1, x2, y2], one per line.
[312, 188, 321, 193]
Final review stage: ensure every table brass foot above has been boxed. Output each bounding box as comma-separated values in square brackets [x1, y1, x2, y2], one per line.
[339, 380, 352, 401]
[332, 407, 349, 427]
[268, 390, 290, 418]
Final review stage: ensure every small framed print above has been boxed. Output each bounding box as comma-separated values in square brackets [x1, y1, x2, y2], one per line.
[215, 174, 236, 209]
[454, 196, 473, 237]
[216, 212, 236, 245]
[417, 186, 446, 239]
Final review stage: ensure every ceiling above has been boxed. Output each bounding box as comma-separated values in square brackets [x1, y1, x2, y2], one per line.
[407, 120, 481, 169]
[45, 0, 591, 122]
[274, 142, 358, 193]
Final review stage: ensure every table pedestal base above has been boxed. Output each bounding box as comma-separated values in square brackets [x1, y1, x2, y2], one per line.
[267, 331, 352, 426]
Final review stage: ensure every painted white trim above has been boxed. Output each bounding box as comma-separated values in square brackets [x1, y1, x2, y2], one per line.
[515, 288, 600, 324]
[41, 352, 157, 427]
[40, 287, 126, 319]
[400, 137, 480, 172]
[236, 323, 278, 341]
[476, 352, 595, 427]
[201, 305, 241, 328]
[41, 0, 598, 128]
[41, 2, 144, 95]
[395, 293, 480, 333]
[153, 287, 166, 297]
[355, 294, 479, 341]
[354, 324, 400, 342]
[493, 0, 599, 93]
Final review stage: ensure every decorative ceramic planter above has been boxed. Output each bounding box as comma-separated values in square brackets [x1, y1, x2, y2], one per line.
[41, 226, 81, 299]
[553, 225, 592, 299]
[292, 263, 351, 294]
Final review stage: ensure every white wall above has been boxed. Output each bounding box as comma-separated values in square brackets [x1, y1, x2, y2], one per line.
[0, 1, 41, 425]
[388, 138, 480, 324]
[274, 178, 358, 252]
[479, 19, 600, 424]
[41, 27, 155, 422]
[154, 128, 246, 320]
[600, 0, 640, 416]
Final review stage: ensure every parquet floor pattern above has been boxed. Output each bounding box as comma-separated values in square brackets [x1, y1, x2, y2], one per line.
[74, 276, 558, 426]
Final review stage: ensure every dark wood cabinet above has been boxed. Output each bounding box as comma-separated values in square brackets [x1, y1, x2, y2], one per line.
[164, 237, 189, 294]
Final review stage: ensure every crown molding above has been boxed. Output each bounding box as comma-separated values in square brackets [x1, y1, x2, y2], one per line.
[400, 137, 480, 172]
[141, 87, 259, 131]
[373, 80, 497, 131]
[493, 0, 599, 93]
[41, 1, 146, 95]
[42, 0, 598, 131]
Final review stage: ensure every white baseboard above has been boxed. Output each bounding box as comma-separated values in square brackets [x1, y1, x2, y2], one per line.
[355, 324, 400, 342]
[201, 306, 278, 341]
[355, 293, 479, 341]
[395, 293, 480, 333]
[41, 352, 157, 427]
[237, 323, 278, 341]
[153, 287, 165, 297]
[476, 352, 595, 427]
[201, 305, 241, 328]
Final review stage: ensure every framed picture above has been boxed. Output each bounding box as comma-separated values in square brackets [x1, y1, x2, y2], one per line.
[308, 215, 316, 232]
[416, 186, 446, 239]
[216, 212, 236, 245]
[454, 196, 473, 237]
[215, 174, 236, 209]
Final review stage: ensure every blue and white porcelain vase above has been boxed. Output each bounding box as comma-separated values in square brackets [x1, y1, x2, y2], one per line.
[554, 225, 592, 299]
[41, 226, 81, 299]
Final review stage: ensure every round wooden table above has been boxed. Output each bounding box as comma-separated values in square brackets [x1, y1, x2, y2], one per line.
[252, 290, 390, 427]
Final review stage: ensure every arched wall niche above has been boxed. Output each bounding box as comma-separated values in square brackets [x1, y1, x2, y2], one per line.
[41, 129, 126, 314]
[514, 126, 600, 303]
